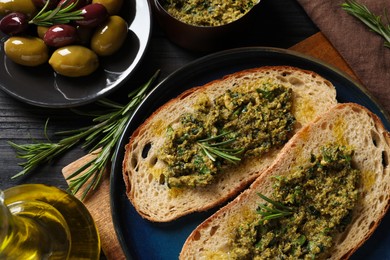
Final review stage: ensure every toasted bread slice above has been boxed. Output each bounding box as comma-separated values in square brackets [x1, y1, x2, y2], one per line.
[180, 103, 390, 259]
[122, 66, 337, 222]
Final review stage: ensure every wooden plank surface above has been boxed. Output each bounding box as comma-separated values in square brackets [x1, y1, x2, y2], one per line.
[63, 32, 361, 260]
[290, 32, 361, 83]
[62, 150, 125, 260]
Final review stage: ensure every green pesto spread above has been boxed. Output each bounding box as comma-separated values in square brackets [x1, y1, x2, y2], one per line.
[229, 145, 360, 259]
[158, 80, 295, 188]
[162, 0, 258, 27]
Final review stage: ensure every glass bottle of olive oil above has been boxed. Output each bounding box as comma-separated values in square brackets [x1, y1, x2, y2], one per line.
[0, 184, 100, 260]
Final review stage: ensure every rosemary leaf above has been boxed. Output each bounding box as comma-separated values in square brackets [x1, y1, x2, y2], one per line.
[256, 193, 293, 222]
[9, 71, 159, 199]
[341, 0, 390, 48]
[257, 192, 291, 211]
[29, 0, 84, 26]
[197, 132, 243, 163]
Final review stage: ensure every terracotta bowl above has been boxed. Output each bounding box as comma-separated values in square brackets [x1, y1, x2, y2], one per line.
[149, 0, 261, 52]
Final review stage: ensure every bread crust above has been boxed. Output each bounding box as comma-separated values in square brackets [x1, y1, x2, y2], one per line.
[122, 66, 337, 222]
[180, 103, 390, 259]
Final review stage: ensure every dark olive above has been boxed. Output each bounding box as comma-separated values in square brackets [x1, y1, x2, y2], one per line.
[75, 3, 108, 28]
[43, 24, 78, 47]
[32, 0, 59, 9]
[0, 12, 29, 35]
[57, 0, 90, 9]
[76, 25, 93, 45]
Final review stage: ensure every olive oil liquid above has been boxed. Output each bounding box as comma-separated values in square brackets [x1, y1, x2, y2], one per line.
[0, 184, 100, 260]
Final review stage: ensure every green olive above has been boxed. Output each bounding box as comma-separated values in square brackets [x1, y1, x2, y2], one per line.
[92, 0, 123, 15]
[0, 0, 38, 17]
[4, 36, 49, 66]
[37, 26, 49, 39]
[49, 45, 99, 77]
[90, 15, 127, 56]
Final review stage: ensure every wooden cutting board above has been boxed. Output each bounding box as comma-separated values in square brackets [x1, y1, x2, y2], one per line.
[62, 32, 361, 260]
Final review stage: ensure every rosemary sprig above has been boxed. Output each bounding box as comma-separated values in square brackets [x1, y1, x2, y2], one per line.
[341, 0, 390, 48]
[29, 0, 84, 27]
[9, 70, 159, 199]
[256, 193, 293, 222]
[197, 132, 243, 163]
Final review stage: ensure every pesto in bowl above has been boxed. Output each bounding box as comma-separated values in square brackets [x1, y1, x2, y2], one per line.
[161, 0, 259, 27]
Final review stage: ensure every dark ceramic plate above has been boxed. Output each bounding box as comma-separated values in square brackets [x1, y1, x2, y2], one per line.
[0, 0, 151, 108]
[110, 47, 390, 259]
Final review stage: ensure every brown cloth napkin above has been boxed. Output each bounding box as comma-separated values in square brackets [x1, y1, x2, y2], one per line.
[296, 0, 390, 114]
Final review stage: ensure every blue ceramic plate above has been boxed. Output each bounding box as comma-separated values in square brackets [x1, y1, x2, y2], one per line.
[110, 47, 390, 259]
[0, 0, 151, 108]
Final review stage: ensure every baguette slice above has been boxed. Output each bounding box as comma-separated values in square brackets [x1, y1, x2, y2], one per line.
[122, 66, 337, 222]
[180, 103, 390, 259]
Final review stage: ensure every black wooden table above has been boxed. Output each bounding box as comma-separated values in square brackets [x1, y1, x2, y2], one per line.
[0, 0, 318, 193]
